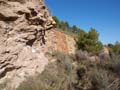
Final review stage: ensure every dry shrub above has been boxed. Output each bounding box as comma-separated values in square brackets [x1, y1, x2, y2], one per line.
[75, 50, 89, 61]
[17, 52, 76, 90]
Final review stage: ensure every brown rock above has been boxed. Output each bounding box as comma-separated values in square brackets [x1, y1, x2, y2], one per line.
[0, 0, 55, 89]
[39, 29, 77, 54]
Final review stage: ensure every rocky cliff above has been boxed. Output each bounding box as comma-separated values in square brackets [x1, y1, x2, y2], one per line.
[0, 0, 55, 89]
[44, 29, 76, 54]
[0, 0, 76, 89]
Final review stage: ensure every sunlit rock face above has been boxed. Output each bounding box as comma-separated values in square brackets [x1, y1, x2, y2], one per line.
[0, 0, 55, 89]
[42, 29, 77, 54]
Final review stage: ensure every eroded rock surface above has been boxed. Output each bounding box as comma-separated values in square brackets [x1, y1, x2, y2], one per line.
[0, 0, 55, 89]
[40, 29, 77, 54]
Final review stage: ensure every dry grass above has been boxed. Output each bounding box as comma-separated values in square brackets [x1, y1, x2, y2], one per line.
[16, 52, 120, 90]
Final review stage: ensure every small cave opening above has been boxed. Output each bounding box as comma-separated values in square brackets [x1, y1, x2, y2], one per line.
[26, 38, 36, 47]
[25, 13, 30, 20]
[31, 10, 37, 17]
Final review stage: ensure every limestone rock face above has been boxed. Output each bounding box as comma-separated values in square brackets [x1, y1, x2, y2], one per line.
[0, 0, 55, 89]
[40, 29, 77, 54]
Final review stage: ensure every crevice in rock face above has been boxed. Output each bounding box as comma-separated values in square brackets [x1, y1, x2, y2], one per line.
[25, 13, 30, 20]
[30, 9, 38, 17]
[0, 66, 18, 79]
[0, 14, 19, 21]
[26, 38, 36, 47]
[0, 63, 10, 69]
[17, 11, 25, 15]
[25, 30, 38, 47]
[4, 17, 18, 22]
[7, 0, 25, 3]
[40, 30, 46, 45]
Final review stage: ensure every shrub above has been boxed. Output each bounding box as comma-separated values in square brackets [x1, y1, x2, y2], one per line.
[90, 70, 109, 90]
[109, 55, 120, 75]
[52, 51, 74, 74]
[17, 52, 120, 90]
[17, 52, 76, 90]
[99, 52, 110, 61]
[75, 50, 89, 61]
[77, 28, 103, 54]
[76, 66, 86, 80]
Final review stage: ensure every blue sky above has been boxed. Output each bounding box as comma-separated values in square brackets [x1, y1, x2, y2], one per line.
[45, 0, 120, 44]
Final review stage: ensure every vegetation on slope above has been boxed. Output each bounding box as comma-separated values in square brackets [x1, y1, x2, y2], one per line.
[17, 52, 120, 90]
[53, 16, 120, 55]
[53, 16, 103, 54]
[15, 16, 120, 90]
[108, 41, 120, 55]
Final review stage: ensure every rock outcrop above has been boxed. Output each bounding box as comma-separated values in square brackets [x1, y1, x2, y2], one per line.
[0, 0, 55, 89]
[40, 29, 77, 54]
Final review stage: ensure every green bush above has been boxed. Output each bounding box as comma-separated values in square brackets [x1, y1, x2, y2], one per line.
[108, 42, 120, 55]
[77, 28, 103, 54]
